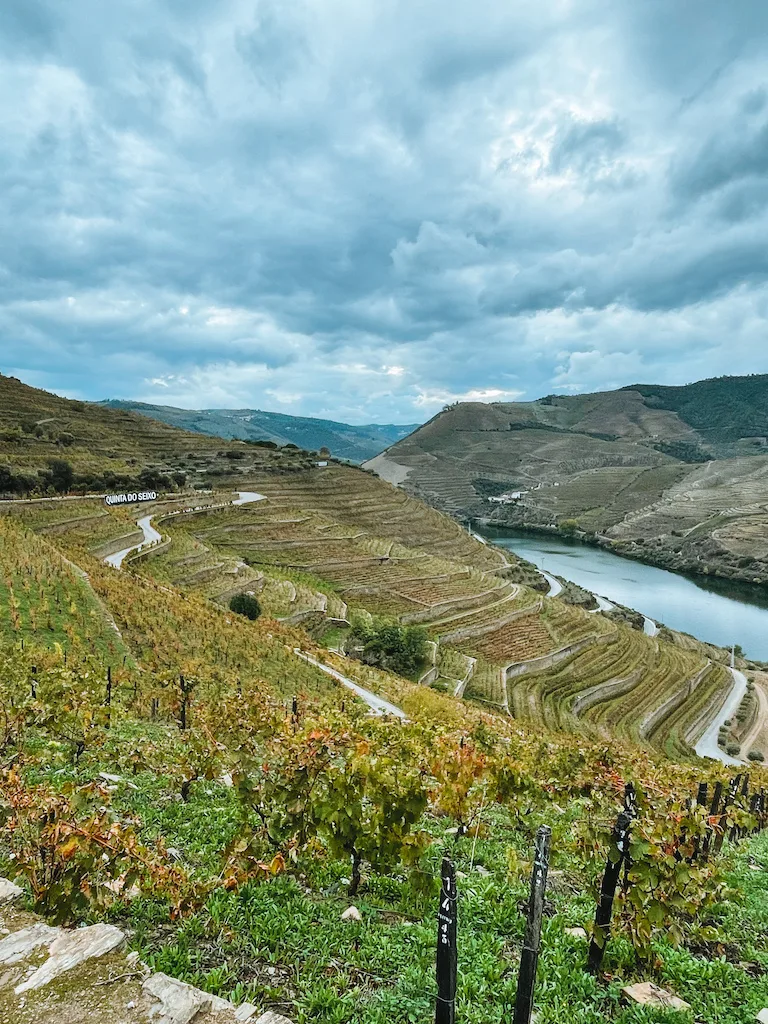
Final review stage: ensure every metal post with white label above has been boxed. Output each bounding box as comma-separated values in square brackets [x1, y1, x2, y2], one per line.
[435, 856, 457, 1024]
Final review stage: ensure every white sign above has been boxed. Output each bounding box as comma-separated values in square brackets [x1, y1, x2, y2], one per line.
[105, 490, 157, 507]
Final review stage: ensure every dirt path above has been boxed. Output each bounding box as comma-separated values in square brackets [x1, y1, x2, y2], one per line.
[694, 668, 748, 765]
[739, 672, 768, 759]
[294, 650, 407, 719]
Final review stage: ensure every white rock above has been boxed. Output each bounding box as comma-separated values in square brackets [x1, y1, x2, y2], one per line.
[166, 847, 183, 861]
[622, 982, 690, 1011]
[340, 906, 362, 923]
[757, 1010, 768, 1024]
[234, 1005, 259, 1021]
[142, 972, 231, 1024]
[0, 923, 60, 966]
[0, 879, 23, 905]
[15, 922, 125, 994]
[99, 771, 123, 783]
[565, 927, 587, 940]
[255, 1015, 294, 1024]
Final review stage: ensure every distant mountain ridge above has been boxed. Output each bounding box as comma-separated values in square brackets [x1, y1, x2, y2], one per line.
[366, 374, 768, 587]
[102, 400, 420, 463]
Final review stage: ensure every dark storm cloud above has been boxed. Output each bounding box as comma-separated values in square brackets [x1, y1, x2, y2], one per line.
[2, 0, 768, 421]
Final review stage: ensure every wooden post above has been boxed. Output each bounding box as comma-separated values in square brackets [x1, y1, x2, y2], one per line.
[513, 825, 552, 1024]
[179, 674, 193, 731]
[435, 857, 458, 1024]
[30, 665, 37, 701]
[587, 786, 635, 975]
[291, 695, 299, 728]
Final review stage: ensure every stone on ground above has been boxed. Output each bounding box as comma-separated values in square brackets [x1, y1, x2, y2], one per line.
[142, 972, 231, 1024]
[0, 922, 60, 966]
[16, 923, 126, 994]
[622, 982, 690, 1011]
[254, 1014, 294, 1024]
[756, 1009, 768, 1023]
[0, 880, 23, 905]
[340, 906, 362, 922]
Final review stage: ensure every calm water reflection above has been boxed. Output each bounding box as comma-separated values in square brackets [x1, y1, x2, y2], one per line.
[478, 528, 768, 662]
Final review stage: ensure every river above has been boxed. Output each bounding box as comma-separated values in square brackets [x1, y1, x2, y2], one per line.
[478, 527, 768, 662]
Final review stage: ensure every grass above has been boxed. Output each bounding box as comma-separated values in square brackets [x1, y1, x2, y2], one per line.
[27, 733, 766, 1024]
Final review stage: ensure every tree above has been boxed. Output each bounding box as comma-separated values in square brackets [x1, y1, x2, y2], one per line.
[348, 621, 428, 676]
[229, 593, 261, 621]
[558, 518, 580, 537]
[46, 458, 74, 494]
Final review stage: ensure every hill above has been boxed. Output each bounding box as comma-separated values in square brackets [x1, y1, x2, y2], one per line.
[0, 381, 767, 1021]
[0, 373, 316, 498]
[367, 375, 768, 586]
[102, 399, 419, 463]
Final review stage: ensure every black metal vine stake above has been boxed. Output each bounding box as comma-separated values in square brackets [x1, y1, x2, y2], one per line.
[104, 666, 112, 729]
[714, 775, 740, 854]
[513, 825, 552, 1024]
[435, 857, 458, 1024]
[701, 781, 722, 862]
[179, 674, 194, 731]
[689, 782, 708, 864]
[587, 784, 636, 975]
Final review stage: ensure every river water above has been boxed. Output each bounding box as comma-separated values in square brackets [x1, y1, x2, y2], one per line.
[478, 528, 768, 662]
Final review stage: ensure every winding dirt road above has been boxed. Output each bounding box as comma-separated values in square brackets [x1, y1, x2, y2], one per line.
[294, 650, 407, 719]
[694, 667, 748, 765]
[101, 490, 405, 720]
[104, 492, 266, 568]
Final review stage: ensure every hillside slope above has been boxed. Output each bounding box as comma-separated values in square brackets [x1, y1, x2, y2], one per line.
[102, 399, 419, 463]
[367, 376, 768, 586]
[0, 373, 314, 497]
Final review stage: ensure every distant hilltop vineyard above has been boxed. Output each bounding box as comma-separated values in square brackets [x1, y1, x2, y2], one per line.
[365, 374, 768, 588]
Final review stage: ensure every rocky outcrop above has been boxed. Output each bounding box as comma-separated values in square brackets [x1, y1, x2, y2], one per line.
[0, 877, 294, 1024]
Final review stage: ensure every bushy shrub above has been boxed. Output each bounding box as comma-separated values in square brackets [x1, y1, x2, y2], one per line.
[726, 742, 741, 756]
[747, 749, 765, 762]
[229, 593, 261, 621]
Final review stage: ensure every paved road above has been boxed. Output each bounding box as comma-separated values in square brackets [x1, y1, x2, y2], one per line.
[643, 616, 659, 637]
[294, 650, 407, 719]
[105, 515, 162, 568]
[541, 570, 563, 598]
[694, 667, 747, 765]
[104, 492, 266, 568]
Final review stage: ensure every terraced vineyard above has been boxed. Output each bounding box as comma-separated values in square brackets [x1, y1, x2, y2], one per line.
[0, 518, 128, 660]
[2, 445, 745, 764]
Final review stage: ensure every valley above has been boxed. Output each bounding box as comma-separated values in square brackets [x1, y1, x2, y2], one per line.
[1, 375, 767, 1023]
[368, 375, 768, 589]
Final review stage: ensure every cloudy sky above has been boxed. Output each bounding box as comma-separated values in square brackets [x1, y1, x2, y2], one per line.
[2, 0, 768, 424]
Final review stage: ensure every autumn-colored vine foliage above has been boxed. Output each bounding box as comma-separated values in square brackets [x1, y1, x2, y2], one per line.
[0, 770, 189, 924]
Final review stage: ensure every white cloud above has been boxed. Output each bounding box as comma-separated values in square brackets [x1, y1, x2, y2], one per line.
[1, 0, 768, 421]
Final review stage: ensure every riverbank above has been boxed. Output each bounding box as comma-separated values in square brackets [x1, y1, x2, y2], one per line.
[479, 519, 768, 642]
[479, 509, 768, 594]
[476, 524, 768, 665]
